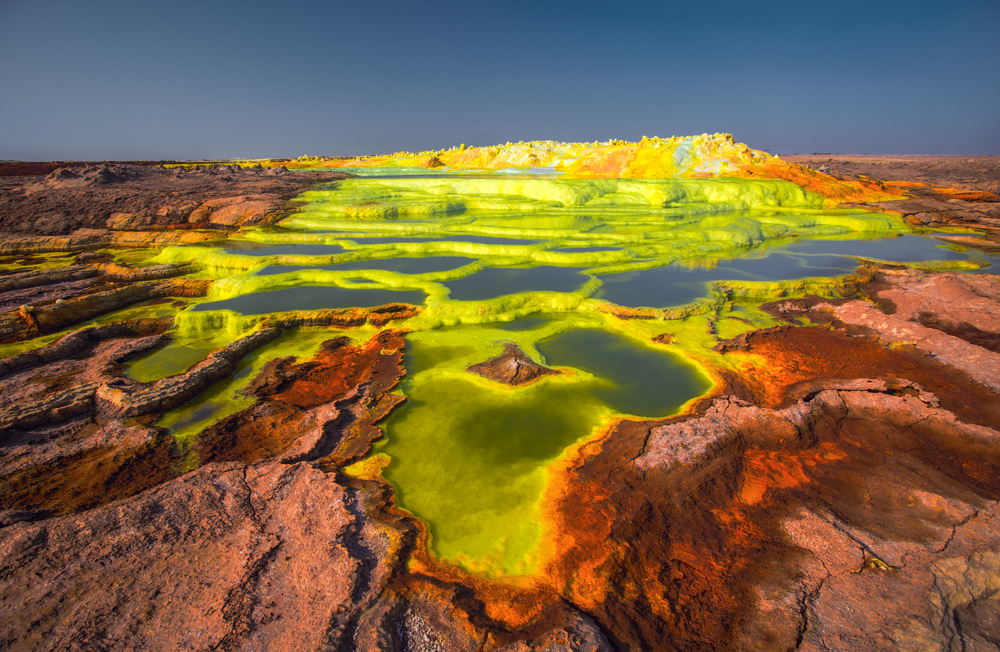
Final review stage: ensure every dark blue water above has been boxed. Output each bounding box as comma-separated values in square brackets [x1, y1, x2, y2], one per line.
[536, 328, 709, 417]
[316, 233, 540, 246]
[258, 256, 475, 276]
[596, 253, 859, 308]
[443, 267, 591, 301]
[784, 235, 967, 262]
[192, 286, 426, 314]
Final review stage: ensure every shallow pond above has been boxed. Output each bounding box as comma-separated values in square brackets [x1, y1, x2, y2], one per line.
[258, 256, 475, 276]
[536, 328, 710, 417]
[191, 286, 427, 314]
[323, 234, 542, 246]
[784, 234, 968, 261]
[128, 342, 217, 382]
[596, 253, 859, 308]
[380, 323, 709, 575]
[443, 266, 592, 301]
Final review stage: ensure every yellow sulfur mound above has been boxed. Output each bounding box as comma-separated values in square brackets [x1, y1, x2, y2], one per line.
[270, 134, 905, 205]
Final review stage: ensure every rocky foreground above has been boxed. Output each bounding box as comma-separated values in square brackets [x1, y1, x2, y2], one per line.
[0, 160, 999, 651]
[0, 161, 350, 236]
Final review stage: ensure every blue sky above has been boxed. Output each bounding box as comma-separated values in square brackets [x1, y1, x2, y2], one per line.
[1, 0, 998, 159]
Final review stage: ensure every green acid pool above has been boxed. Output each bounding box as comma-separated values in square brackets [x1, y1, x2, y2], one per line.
[378, 321, 710, 576]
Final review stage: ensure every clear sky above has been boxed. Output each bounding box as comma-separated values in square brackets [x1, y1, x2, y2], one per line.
[1, 0, 998, 159]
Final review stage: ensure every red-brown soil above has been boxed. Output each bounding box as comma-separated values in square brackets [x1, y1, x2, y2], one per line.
[786, 154, 1000, 234]
[541, 381, 1000, 651]
[784, 155, 1000, 194]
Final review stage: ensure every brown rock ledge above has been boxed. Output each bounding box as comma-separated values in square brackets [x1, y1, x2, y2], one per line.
[0, 163, 351, 235]
[467, 343, 562, 386]
[786, 154, 1000, 232]
[0, 460, 401, 651]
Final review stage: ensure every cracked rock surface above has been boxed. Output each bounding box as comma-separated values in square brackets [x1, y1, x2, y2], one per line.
[633, 384, 1000, 650]
[0, 163, 351, 235]
[0, 460, 393, 652]
[467, 343, 562, 386]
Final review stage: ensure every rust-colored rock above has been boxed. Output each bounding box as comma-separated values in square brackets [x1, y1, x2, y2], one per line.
[0, 232, 110, 255]
[651, 332, 674, 345]
[713, 322, 1000, 429]
[0, 460, 403, 651]
[263, 302, 422, 330]
[94, 261, 196, 281]
[198, 329, 408, 468]
[199, 194, 280, 227]
[833, 298, 1000, 391]
[0, 264, 97, 292]
[539, 378, 1000, 652]
[0, 422, 177, 517]
[806, 269, 1000, 393]
[0, 261, 196, 317]
[0, 229, 226, 256]
[0, 318, 171, 378]
[0, 321, 177, 514]
[467, 343, 562, 386]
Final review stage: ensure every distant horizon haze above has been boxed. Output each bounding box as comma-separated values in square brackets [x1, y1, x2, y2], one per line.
[2, 0, 998, 160]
